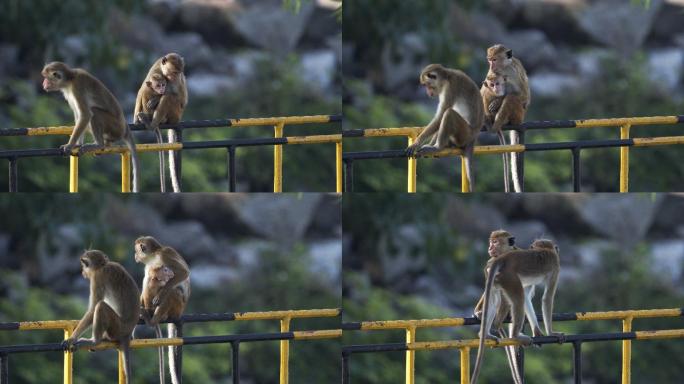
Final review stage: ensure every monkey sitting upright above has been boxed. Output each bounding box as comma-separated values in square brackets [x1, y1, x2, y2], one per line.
[63, 250, 140, 384]
[41, 62, 140, 192]
[482, 44, 530, 193]
[135, 236, 190, 384]
[405, 64, 485, 192]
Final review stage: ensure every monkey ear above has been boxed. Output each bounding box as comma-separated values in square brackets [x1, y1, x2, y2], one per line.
[508, 237, 515, 246]
[506, 49, 513, 59]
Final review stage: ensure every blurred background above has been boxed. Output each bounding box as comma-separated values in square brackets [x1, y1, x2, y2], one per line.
[343, 193, 684, 383]
[343, 0, 684, 192]
[0, 0, 341, 192]
[0, 193, 341, 383]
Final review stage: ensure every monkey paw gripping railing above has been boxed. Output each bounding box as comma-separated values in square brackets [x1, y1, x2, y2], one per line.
[342, 115, 684, 192]
[0, 308, 341, 384]
[0, 115, 342, 193]
[341, 308, 684, 384]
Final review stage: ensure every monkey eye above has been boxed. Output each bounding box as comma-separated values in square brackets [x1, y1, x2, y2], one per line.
[426, 73, 436, 80]
[140, 244, 146, 252]
[53, 72, 61, 79]
[80, 258, 89, 267]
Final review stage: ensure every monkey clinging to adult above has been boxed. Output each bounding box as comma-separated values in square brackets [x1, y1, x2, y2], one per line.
[405, 64, 484, 192]
[484, 44, 530, 193]
[470, 238, 563, 384]
[134, 53, 188, 193]
[135, 72, 168, 193]
[135, 236, 191, 384]
[63, 250, 140, 384]
[42, 62, 140, 192]
[480, 72, 525, 193]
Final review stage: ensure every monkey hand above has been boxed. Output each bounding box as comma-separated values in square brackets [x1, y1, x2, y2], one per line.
[405, 143, 420, 157]
[152, 290, 169, 307]
[62, 338, 77, 352]
[549, 331, 565, 344]
[60, 143, 78, 156]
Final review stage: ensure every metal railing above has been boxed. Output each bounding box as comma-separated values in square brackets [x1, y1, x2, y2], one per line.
[342, 115, 684, 192]
[0, 115, 342, 193]
[341, 308, 684, 384]
[0, 308, 341, 384]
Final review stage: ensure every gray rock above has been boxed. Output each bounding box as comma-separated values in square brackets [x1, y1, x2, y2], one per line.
[576, 0, 663, 55]
[231, 194, 323, 243]
[190, 263, 240, 288]
[177, 0, 245, 48]
[162, 221, 220, 261]
[160, 33, 214, 68]
[650, 240, 684, 285]
[506, 221, 552, 248]
[300, 50, 337, 91]
[500, 30, 558, 70]
[187, 73, 237, 97]
[381, 33, 427, 93]
[308, 240, 342, 288]
[232, 2, 315, 54]
[529, 72, 584, 97]
[575, 240, 614, 269]
[647, 48, 684, 93]
[575, 49, 613, 79]
[573, 195, 664, 246]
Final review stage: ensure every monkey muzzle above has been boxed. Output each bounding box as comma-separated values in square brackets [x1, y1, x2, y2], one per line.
[42, 78, 53, 91]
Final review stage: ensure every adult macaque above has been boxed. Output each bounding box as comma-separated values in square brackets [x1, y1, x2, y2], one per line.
[484, 44, 530, 193]
[135, 236, 190, 384]
[134, 53, 188, 193]
[63, 250, 140, 384]
[42, 62, 140, 192]
[405, 64, 484, 192]
[470, 239, 562, 384]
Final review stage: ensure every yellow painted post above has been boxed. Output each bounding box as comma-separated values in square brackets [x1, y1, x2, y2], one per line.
[336, 141, 343, 193]
[620, 124, 631, 193]
[274, 122, 285, 193]
[460, 156, 469, 193]
[622, 317, 633, 384]
[280, 316, 291, 384]
[407, 136, 417, 193]
[405, 326, 416, 384]
[121, 153, 131, 193]
[69, 156, 78, 193]
[460, 347, 470, 384]
[63, 327, 73, 384]
[118, 350, 125, 384]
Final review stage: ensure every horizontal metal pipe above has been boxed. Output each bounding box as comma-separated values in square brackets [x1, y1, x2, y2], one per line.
[0, 308, 341, 331]
[343, 328, 684, 355]
[342, 308, 683, 331]
[0, 115, 342, 136]
[0, 328, 342, 355]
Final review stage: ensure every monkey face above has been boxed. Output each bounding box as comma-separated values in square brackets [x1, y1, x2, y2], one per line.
[41, 63, 68, 92]
[487, 54, 511, 72]
[134, 241, 148, 263]
[147, 79, 166, 95]
[487, 78, 506, 97]
[488, 236, 512, 257]
[150, 265, 174, 286]
[421, 72, 439, 98]
[161, 54, 185, 82]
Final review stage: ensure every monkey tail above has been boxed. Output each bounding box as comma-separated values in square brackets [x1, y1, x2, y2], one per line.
[499, 328, 522, 384]
[155, 129, 166, 193]
[120, 338, 133, 384]
[167, 129, 182, 193]
[510, 130, 522, 193]
[155, 325, 166, 384]
[168, 323, 181, 384]
[124, 132, 140, 193]
[471, 261, 501, 384]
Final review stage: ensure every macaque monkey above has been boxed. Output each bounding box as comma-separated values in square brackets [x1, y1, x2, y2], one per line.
[62, 250, 140, 384]
[141, 263, 174, 384]
[484, 44, 530, 193]
[481, 72, 525, 193]
[135, 236, 191, 384]
[135, 53, 188, 193]
[42, 62, 140, 192]
[135, 73, 168, 193]
[473, 230, 523, 384]
[470, 239, 562, 384]
[405, 64, 484, 192]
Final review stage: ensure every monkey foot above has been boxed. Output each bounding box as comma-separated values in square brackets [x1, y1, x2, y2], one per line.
[77, 144, 104, 156]
[514, 334, 533, 346]
[416, 146, 439, 156]
[549, 332, 565, 344]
